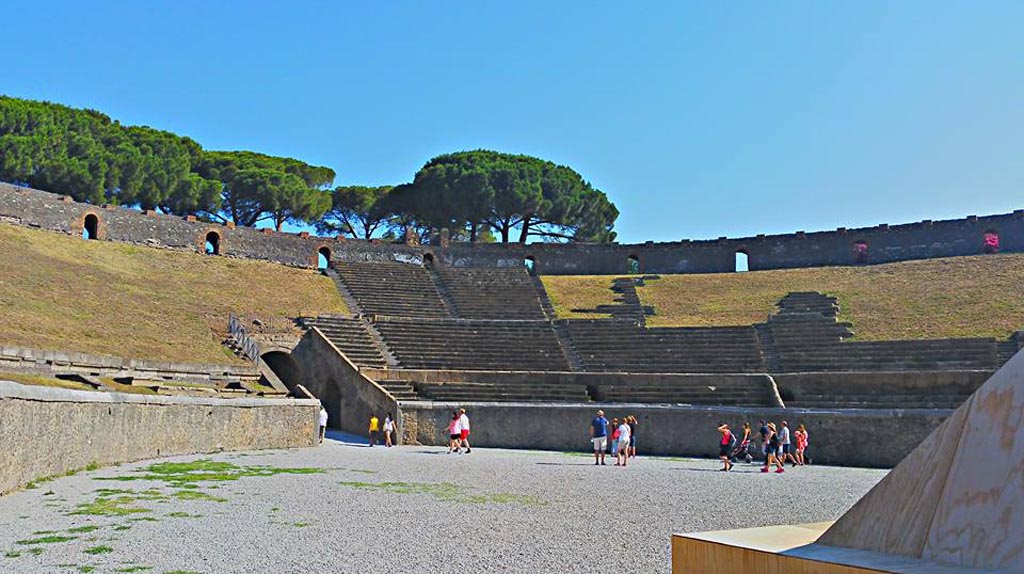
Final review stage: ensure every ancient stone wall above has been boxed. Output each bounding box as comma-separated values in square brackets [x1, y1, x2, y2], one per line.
[0, 345, 259, 385]
[0, 380, 319, 494]
[3, 183, 1021, 274]
[400, 401, 947, 468]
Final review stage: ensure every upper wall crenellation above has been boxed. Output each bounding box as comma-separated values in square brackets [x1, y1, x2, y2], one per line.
[1, 183, 1020, 274]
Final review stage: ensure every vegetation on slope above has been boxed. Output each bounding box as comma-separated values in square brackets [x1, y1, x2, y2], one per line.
[0, 224, 347, 364]
[542, 254, 1024, 340]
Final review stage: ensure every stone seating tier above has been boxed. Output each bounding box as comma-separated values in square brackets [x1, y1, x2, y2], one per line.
[591, 378, 773, 406]
[788, 392, 969, 409]
[564, 320, 765, 373]
[372, 319, 571, 372]
[414, 381, 590, 402]
[334, 262, 449, 318]
[435, 267, 547, 319]
[376, 380, 421, 400]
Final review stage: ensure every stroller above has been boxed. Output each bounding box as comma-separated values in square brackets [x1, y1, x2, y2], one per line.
[729, 439, 756, 464]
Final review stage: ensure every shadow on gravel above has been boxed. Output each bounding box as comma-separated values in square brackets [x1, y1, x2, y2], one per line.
[535, 462, 600, 467]
[669, 467, 764, 473]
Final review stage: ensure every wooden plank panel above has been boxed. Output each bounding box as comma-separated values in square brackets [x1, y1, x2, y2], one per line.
[672, 536, 888, 574]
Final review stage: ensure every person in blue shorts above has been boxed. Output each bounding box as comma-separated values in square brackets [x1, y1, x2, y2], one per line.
[590, 409, 609, 466]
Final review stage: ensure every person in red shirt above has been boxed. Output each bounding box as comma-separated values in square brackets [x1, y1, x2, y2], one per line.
[717, 423, 734, 471]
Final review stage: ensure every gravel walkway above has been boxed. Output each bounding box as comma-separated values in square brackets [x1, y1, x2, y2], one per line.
[0, 433, 885, 574]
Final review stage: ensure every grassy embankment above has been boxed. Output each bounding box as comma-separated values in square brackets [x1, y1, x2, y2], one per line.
[542, 254, 1024, 340]
[0, 224, 348, 364]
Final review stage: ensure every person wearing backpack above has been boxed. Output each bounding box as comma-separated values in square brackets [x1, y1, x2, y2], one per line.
[717, 423, 735, 471]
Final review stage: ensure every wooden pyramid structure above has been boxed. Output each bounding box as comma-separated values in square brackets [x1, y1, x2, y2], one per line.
[818, 346, 1024, 570]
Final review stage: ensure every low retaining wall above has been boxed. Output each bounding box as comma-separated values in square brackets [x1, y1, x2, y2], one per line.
[773, 370, 991, 400]
[0, 345, 260, 385]
[400, 401, 949, 468]
[0, 380, 319, 495]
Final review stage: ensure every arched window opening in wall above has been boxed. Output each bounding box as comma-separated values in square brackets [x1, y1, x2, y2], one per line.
[983, 230, 1000, 254]
[317, 247, 331, 270]
[627, 255, 640, 275]
[734, 250, 749, 273]
[422, 253, 435, 266]
[82, 214, 99, 240]
[524, 256, 537, 276]
[205, 231, 220, 255]
[853, 240, 869, 264]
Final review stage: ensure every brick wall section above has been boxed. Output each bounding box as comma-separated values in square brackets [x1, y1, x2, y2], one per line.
[2, 183, 1021, 274]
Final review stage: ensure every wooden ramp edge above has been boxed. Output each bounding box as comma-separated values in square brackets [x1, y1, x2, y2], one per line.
[671, 523, 1006, 574]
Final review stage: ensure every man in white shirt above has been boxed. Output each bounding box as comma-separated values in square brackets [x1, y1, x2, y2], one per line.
[458, 408, 472, 454]
[318, 406, 328, 444]
[615, 420, 631, 467]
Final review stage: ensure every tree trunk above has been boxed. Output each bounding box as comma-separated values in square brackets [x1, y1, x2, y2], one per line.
[518, 219, 531, 244]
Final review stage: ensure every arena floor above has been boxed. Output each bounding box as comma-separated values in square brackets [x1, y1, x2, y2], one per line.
[0, 433, 886, 574]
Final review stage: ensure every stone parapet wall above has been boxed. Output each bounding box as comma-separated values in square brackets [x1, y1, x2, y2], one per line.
[400, 401, 948, 468]
[3, 183, 1021, 274]
[0, 380, 319, 494]
[0, 345, 259, 385]
[773, 370, 991, 400]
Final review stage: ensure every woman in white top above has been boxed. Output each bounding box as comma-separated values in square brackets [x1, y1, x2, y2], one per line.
[383, 413, 396, 447]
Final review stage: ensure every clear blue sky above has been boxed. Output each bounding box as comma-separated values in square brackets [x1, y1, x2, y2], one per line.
[4, 1, 1022, 243]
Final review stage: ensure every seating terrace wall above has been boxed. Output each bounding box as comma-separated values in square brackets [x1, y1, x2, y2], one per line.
[0, 345, 260, 386]
[399, 401, 948, 468]
[0, 380, 318, 494]
[3, 183, 1022, 274]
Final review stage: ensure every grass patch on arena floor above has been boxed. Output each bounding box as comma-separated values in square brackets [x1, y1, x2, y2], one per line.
[98, 459, 325, 487]
[16, 534, 78, 545]
[338, 481, 546, 507]
[542, 253, 1024, 340]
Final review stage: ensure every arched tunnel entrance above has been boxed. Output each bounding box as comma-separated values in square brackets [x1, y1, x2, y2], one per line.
[260, 351, 304, 392]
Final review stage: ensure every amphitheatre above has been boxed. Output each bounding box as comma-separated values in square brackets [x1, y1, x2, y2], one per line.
[1, 181, 1023, 573]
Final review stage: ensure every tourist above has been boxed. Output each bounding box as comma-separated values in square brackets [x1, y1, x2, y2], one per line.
[383, 413, 396, 448]
[779, 421, 797, 466]
[717, 423, 734, 471]
[615, 418, 631, 467]
[368, 413, 379, 447]
[761, 422, 784, 473]
[610, 418, 621, 456]
[795, 424, 808, 465]
[758, 419, 769, 461]
[318, 405, 328, 444]
[735, 421, 752, 462]
[590, 409, 609, 465]
[458, 408, 472, 453]
[628, 415, 638, 459]
[448, 411, 461, 453]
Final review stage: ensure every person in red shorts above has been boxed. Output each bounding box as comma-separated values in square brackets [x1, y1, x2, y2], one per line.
[458, 408, 472, 454]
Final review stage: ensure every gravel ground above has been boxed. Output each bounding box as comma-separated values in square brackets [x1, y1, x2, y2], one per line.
[0, 432, 886, 574]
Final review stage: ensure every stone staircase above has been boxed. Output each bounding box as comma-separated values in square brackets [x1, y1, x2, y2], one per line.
[299, 316, 391, 368]
[376, 379, 421, 401]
